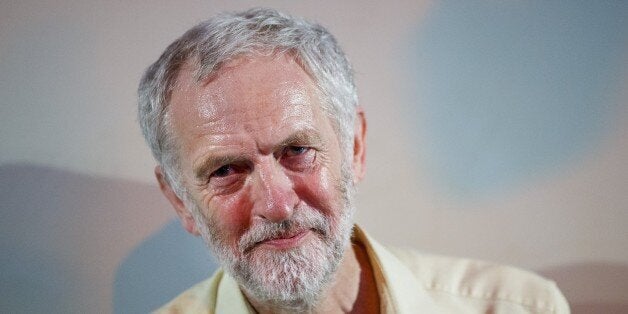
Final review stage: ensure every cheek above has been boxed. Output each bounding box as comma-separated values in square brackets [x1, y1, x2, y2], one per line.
[206, 187, 254, 243]
[291, 167, 341, 217]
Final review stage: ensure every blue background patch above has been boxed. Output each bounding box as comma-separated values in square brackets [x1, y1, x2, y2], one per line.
[411, 1, 627, 198]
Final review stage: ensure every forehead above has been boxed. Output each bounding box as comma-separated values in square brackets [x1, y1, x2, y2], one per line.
[167, 54, 332, 158]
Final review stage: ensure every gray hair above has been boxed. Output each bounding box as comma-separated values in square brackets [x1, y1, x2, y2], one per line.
[138, 7, 358, 196]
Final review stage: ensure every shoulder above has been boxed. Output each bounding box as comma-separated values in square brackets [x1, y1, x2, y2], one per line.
[388, 247, 570, 313]
[153, 270, 224, 314]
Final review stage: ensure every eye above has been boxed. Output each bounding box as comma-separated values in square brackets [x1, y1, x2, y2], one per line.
[207, 164, 247, 191]
[212, 165, 235, 178]
[284, 146, 309, 157]
[280, 146, 315, 170]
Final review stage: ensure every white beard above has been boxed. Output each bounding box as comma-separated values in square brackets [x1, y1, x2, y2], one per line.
[189, 164, 356, 311]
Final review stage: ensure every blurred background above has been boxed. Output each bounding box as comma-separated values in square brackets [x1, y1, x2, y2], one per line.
[1, 1, 627, 313]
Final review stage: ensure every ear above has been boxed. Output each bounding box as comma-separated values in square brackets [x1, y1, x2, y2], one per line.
[352, 107, 367, 183]
[155, 166, 200, 236]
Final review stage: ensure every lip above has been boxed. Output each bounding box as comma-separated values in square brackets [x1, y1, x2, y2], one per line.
[258, 229, 310, 250]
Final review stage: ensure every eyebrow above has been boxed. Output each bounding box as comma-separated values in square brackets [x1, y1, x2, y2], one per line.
[277, 129, 323, 149]
[192, 129, 324, 181]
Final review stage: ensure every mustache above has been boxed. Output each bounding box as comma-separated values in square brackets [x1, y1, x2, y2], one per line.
[238, 208, 330, 254]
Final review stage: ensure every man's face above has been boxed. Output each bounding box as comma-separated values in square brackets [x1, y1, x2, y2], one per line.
[165, 54, 359, 304]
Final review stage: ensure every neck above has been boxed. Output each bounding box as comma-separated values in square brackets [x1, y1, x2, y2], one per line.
[245, 241, 380, 314]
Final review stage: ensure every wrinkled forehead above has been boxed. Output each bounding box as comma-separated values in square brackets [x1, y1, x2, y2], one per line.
[166, 54, 331, 142]
[180, 55, 309, 101]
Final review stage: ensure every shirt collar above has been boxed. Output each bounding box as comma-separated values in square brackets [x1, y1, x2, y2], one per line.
[353, 225, 441, 313]
[215, 271, 255, 313]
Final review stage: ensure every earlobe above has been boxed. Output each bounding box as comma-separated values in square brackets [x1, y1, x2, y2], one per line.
[155, 166, 201, 236]
[352, 107, 367, 182]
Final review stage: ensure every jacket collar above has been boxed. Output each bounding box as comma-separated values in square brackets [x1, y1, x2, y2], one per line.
[353, 226, 440, 313]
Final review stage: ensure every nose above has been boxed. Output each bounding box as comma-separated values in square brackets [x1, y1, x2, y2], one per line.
[251, 157, 298, 222]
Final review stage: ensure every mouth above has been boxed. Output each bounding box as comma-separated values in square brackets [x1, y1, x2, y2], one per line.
[256, 229, 311, 250]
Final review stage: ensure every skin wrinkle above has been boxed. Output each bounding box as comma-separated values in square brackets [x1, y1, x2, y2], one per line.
[191, 130, 325, 187]
[188, 103, 312, 171]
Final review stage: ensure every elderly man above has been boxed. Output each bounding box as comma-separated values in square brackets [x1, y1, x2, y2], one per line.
[138, 8, 569, 313]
